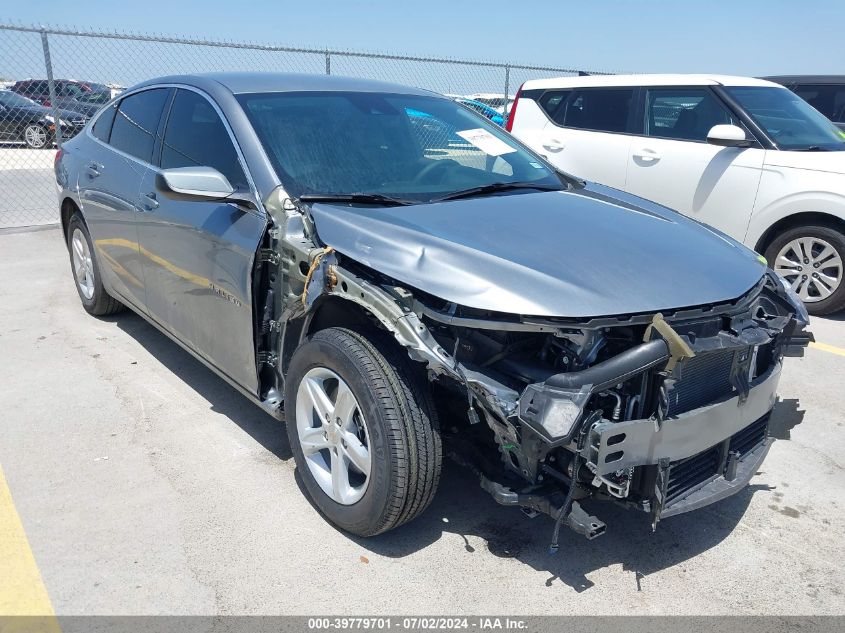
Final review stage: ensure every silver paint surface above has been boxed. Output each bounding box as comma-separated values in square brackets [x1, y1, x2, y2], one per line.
[310, 182, 767, 318]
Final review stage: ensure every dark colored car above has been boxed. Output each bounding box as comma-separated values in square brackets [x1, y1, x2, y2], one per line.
[11, 79, 93, 109]
[68, 90, 114, 117]
[55, 73, 811, 546]
[0, 90, 88, 148]
[765, 76, 845, 130]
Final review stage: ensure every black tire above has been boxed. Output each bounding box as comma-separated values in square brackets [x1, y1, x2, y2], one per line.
[21, 123, 50, 149]
[764, 223, 845, 316]
[285, 327, 442, 536]
[66, 213, 125, 316]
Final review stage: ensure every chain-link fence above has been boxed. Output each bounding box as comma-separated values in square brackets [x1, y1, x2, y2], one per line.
[0, 22, 612, 228]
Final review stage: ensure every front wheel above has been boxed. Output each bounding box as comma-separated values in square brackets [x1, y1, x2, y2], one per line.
[766, 224, 845, 316]
[285, 327, 442, 536]
[22, 123, 50, 149]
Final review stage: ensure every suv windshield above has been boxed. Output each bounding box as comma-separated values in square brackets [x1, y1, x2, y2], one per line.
[237, 91, 561, 202]
[726, 86, 845, 151]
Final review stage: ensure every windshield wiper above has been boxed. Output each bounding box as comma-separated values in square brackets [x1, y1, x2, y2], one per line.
[791, 146, 831, 152]
[432, 181, 563, 202]
[298, 193, 413, 206]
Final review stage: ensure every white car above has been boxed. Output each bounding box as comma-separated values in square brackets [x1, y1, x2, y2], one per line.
[507, 74, 845, 314]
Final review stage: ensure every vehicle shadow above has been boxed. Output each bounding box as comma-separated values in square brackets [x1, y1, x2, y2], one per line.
[113, 312, 801, 591]
[113, 312, 292, 460]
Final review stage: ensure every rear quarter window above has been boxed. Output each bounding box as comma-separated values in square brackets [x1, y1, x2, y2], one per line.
[540, 88, 636, 134]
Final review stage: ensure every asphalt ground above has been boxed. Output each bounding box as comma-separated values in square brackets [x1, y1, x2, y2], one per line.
[0, 228, 843, 616]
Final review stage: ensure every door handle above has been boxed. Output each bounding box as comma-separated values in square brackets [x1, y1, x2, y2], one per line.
[542, 139, 565, 152]
[85, 162, 102, 178]
[141, 191, 159, 211]
[632, 148, 661, 162]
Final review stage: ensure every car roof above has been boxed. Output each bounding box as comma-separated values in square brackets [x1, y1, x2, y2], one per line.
[763, 75, 845, 85]
[132, 72, 437, 97]
[521, 74, 780, 90]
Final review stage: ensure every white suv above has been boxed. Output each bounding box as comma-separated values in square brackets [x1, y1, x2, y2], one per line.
[507, 74, 845, 314]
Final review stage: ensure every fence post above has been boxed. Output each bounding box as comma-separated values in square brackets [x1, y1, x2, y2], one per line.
[325, 50, 331, 75]
[39, 28, 62, 148]
[502, 65, 510, 119]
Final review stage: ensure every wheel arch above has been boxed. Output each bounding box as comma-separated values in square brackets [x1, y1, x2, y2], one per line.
[754, 212, 845, 254]
[60, 197, 83, 241]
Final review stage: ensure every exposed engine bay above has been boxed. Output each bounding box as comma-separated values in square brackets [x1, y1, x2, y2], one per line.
[255, 190, 814, 548]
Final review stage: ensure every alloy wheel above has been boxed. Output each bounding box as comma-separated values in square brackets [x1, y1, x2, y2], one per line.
[774, 236, 843, 303]
[295, 366, 371, 505]
[71, 228, 95, 300]
[23, 124, 48, 149]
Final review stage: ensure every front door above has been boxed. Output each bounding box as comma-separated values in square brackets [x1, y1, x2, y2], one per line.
[136, 88, 266, 393]
[624, 87, 765, 240]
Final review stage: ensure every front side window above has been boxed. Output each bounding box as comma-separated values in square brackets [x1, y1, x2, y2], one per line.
[109, 88, 170, 163]
[726, 86, 845, 151]
[238, 91, 561, 203]
[546, 88, 635, 134]
[792, 84, 845, 123]
[161, 89, 247, 189]
[645, 88, 736, 142]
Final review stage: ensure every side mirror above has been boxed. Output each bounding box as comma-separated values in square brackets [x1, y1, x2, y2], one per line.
[156, 166, 256, 209]
[706, 124, 753, 148]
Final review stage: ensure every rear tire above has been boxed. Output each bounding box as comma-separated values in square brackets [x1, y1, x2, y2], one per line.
[765, 223, 845, 316]
[66, 213, 125, 316]
[285, 327, 442, 536]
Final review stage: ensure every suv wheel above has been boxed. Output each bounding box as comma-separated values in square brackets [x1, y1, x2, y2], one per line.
[285, 327, 442, 536]
[22, 123, 50, 149]
[766, 224, 845, 315]
[67, 213, 125, 316]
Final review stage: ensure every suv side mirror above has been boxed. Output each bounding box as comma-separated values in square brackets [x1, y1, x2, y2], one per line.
[706, 124, 753, 148]
[156, 166, 256, 209]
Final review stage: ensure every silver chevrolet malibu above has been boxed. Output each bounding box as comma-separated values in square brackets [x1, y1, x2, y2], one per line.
[55, 72, 812, 548]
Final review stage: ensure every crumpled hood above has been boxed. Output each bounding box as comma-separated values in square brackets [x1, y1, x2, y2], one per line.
[309, 182, 766, 318]
[764, 149, 845, 175]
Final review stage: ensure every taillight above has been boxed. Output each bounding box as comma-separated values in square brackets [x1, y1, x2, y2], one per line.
[505, 83, 524, 132]
[54, 148, 63, 168]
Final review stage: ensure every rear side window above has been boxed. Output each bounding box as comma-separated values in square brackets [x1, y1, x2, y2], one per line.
[160, 89, 247, 189]
[545, 88, 635, 134]
[92, 103, 117, 142]
[645, 88, 736, 141]
[109, 88, 170, 163]
[792, 84, 845, 123]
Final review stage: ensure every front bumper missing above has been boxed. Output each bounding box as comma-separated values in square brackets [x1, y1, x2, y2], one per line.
[586, 362, 781, 477]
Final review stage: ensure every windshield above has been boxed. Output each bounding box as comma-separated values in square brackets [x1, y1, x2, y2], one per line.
[725, 86, 845, 151]
[237, 91, 560, 202]
[0, 91, 39, 107]
[77, 91, 111, 104]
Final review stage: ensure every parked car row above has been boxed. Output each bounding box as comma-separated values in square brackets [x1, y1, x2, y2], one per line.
[55, 72, 812, 549]
[507, 73, 845, 315]
[0, 78, 123, 148]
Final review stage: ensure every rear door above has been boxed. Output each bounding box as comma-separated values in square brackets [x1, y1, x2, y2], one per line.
[531, 87, 637, 189]
[624, 86, 765, 240]
[136, 87, 266, 393]
[77, 87, 172, 311]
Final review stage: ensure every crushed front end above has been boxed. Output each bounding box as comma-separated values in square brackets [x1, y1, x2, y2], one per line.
[412, 271, 812, 544]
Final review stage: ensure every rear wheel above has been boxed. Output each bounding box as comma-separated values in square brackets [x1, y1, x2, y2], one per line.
[22, 123, 49, 149]
[66, 213, 125, 316]
[285, 327, 442, 536]
[765, 224, 845, 316]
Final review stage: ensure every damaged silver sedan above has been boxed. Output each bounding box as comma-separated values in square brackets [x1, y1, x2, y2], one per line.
[55, 73, 813, 547]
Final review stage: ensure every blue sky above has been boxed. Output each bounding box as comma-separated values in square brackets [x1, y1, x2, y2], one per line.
[2, 1, 843, 81]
